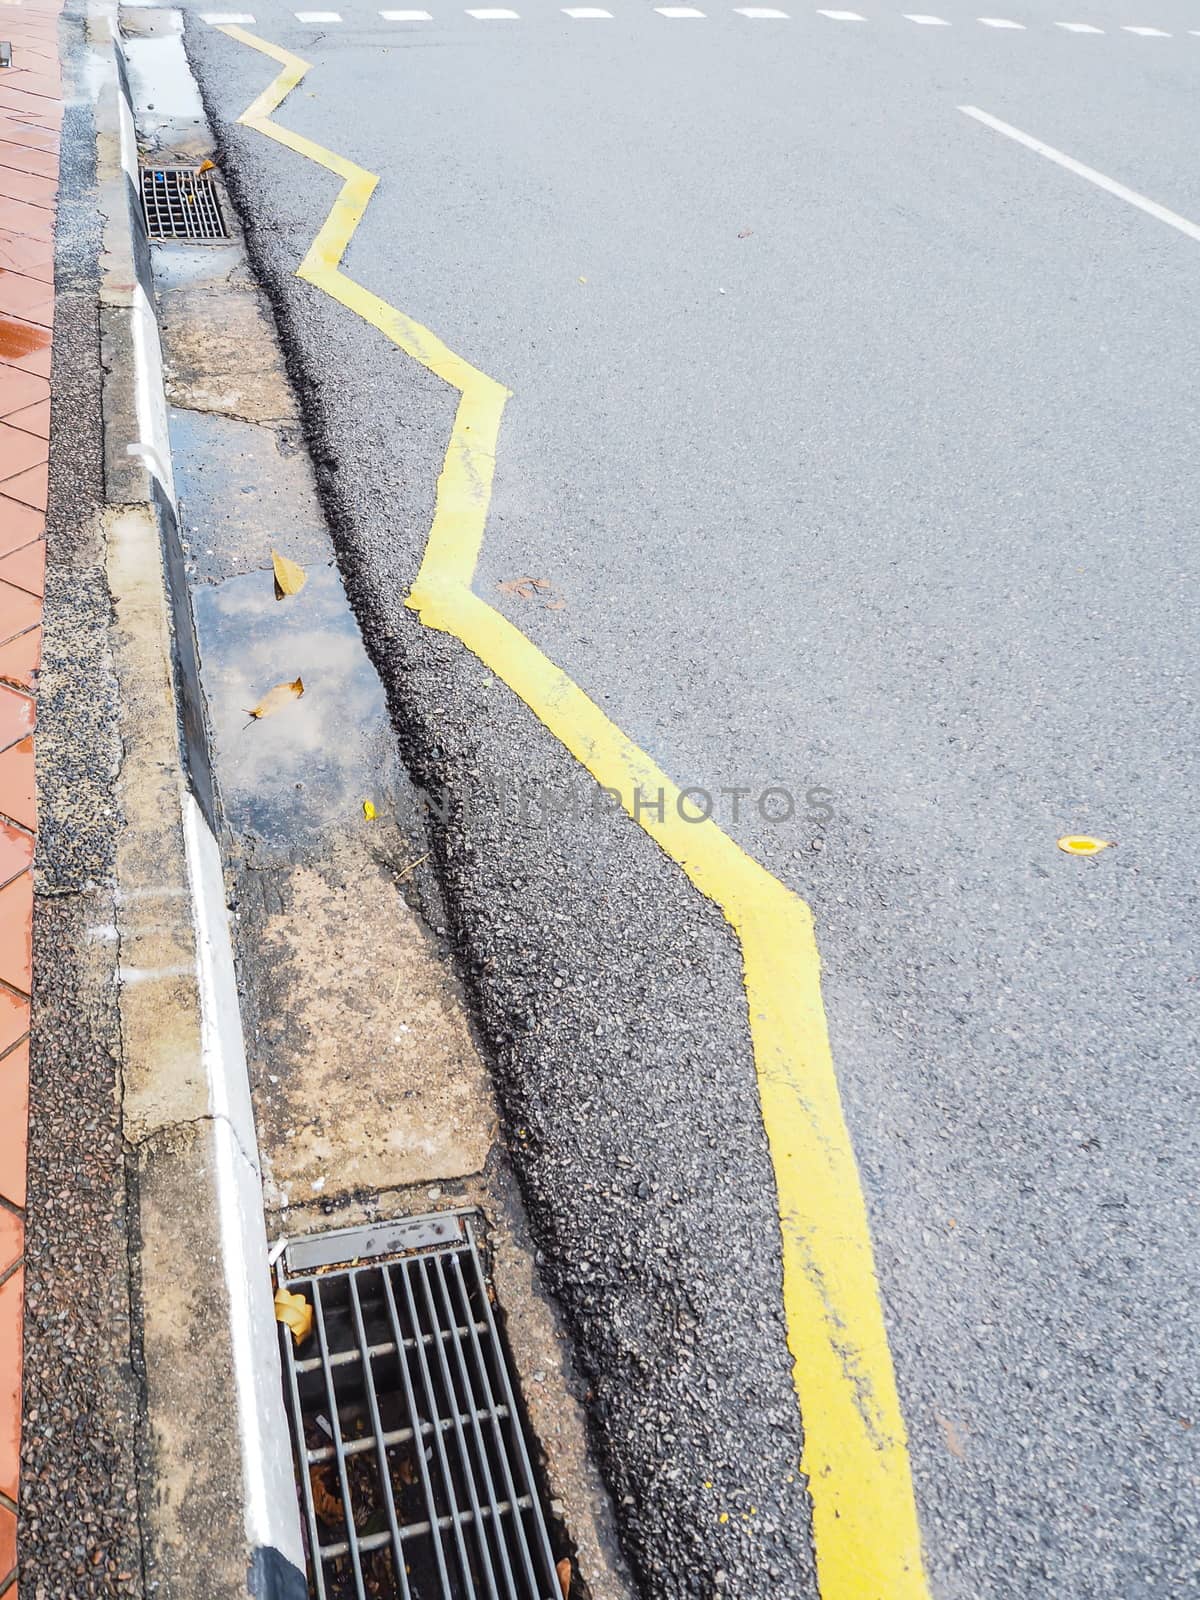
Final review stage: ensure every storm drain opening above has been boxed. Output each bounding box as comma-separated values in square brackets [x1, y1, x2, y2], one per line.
[139, 165, 228, 241]
[277, 1211, 567, 1600]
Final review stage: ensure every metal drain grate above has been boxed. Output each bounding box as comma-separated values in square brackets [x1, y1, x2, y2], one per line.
[139, 166, 228, 241]
[277, 1212, 563, 1600]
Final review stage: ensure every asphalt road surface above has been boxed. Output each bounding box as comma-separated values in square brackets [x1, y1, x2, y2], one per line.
[179, 6, 1199, 1596]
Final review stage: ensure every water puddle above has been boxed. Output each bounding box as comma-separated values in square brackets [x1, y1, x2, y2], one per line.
[190, 561, 401, 856]
[121, 18, 207, 141]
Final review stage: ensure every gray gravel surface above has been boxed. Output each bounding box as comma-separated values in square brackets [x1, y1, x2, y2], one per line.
[23, 901, 143, 1600]
[185, 9, 1200, 1598]
[21, 9, 143, 1595]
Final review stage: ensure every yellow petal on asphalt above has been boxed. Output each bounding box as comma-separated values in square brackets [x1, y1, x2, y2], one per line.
[274, 1286, 313, 1345]
[271, 549, 308, 597]
[362, 799, 376, 820]
[1057, 835, 1113, 855]
[247, 677, 305, 720]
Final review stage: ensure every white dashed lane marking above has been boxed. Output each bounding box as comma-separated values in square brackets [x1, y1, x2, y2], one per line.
[200, 6, 1193, 39]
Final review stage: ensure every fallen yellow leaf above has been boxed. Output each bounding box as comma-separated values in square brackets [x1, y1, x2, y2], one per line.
[556, 1558, 571, 1600]
[271, 549, 307, 598]
[1057, 835, 1113, 856]
[198, 158, 216, 173]
[247, 677, 304, 720]
[363, 799, 376, 820]
[310, 1465, 343, 1525]
[274, 1286, 313, 1345]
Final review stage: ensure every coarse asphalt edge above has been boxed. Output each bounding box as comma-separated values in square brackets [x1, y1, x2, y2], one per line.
[87, 5, 306, 1592]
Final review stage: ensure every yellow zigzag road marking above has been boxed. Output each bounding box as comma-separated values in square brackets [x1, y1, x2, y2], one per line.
[221, 27, 930, 1597]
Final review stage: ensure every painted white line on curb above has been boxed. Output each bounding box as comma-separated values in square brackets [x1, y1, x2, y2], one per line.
[978, 15, 1024, 23]
[655, 7, 706, 15]
[1122, 24, 1168, 34]
[736, 7, 790, 15]
[563, 7, 613, 15]
[960, 105, 1200, 247]
[183, 795, 305, 1570]
[129, 282, 176, 504]
[466, 8, 520, 15]
[293, 9, 342, 18]
[380, 8, 433, 16]
[1056, 19, 1103, 30]
[904, 12, 949, 21]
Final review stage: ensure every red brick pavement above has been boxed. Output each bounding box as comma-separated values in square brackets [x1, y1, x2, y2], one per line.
[0, 1, 63, 1588]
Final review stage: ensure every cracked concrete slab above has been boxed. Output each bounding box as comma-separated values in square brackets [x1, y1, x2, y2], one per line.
[161, 281, 297, 424]
[241, 843, 495, 1208]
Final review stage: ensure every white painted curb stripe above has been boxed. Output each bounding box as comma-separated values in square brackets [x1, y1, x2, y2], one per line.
[129, 279, 177, 506]
[184, 797, 305, 1570]
[116, 79, 139, 185]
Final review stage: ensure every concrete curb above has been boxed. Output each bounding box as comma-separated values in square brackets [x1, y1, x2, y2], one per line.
[88, 5, 306, 1593]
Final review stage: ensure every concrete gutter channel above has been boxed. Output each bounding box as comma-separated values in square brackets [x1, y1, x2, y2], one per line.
[80, 4, 632, 1596]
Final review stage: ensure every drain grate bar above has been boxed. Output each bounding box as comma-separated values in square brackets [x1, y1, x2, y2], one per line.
[294, 1317, 491, 1374]
[347, 1269, 411, 1596]
[319, 1497, 537, 1561]
[278, 1214, 561, 1600]
[312, 1275, 368, 1598]
[306, 1403, 513, 1465]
